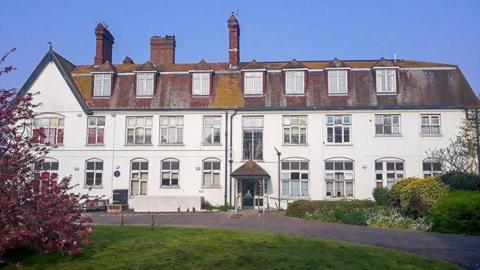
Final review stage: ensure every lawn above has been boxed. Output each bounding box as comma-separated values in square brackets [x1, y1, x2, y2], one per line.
[5, 226, 458, 270]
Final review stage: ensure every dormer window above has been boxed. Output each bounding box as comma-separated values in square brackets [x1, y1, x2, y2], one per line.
[136, 73, 155, 96]
[192, 72, 210, 96]
[244, 72, 263, 95]
[93, 73, 112, 97]
[376, 69, 396, 93]
[285, 71, 304, 94]
[328, 70, 348, 94]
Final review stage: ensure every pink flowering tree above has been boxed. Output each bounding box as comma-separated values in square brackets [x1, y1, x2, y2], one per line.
[0, 49, 93, 264]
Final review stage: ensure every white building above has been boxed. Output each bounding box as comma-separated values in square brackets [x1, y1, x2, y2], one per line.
[20, 15, 479, 211]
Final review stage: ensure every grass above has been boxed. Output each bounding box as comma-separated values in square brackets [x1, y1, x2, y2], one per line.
[5, 226, 458, 270]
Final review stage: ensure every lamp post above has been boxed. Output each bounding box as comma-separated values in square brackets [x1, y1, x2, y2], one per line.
[274, 147, 281, 209]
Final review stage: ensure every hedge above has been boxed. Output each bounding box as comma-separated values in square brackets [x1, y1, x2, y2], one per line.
[399, 177, 448, 216]
[430, 191, 480, 234]
[440, 172, 480, 191]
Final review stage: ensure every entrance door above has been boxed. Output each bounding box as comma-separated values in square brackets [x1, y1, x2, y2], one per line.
[242, 180, 255, 208]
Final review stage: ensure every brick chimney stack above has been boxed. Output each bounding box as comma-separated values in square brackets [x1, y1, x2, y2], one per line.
[228, 13, 240, 68]
[94, 23, 114, 65]
[150, 35, 176, 66]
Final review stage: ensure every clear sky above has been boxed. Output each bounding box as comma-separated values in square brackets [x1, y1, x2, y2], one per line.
[1, 0, 479, 95]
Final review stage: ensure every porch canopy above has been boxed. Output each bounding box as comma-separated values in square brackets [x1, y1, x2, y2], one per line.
[231, 160, 270, 179]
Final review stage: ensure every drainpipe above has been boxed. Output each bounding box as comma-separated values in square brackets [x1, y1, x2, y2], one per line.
[274, 147, 281, 209]
[229, 110, 238, 205]
[224, 111, 228, 205]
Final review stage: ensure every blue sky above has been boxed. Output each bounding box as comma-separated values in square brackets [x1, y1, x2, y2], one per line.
[1, 0, 479, 94]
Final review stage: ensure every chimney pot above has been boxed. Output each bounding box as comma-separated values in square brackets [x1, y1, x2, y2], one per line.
[123, 56, 134, 64]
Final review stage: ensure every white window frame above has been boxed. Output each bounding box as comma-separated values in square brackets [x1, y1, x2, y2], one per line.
[85, 159, 103, 187]
[203, 116, 221, 145]
[242, 116, 264, 160]
[244, 72, 263, 95]
[34, 158, 59, 191]
[87, 116, 105, 145]
[328, 70, 348, 94]
[161, 159, 180, 187]
[375, 114, 401, 135]
[202, 158, 221, 187]
[192, 72, 211, 96]
[93, 73, 112, 97]
[136, 72, 155, 96]
[32, 115, 65, 145]
[126, 116, 153, 145]
[285, 71, 305, 95]
[326, 115, 351, 144]
[130, 158, 149, 196]
[325, 159, 354, 198]
[159, 116, 184, 145]
[422, 159, 442, 178]
[375, 159, 405, 188]
[281, 159, 309, 198]
[420, 114, 441, 135]
[282, 115, 307, 145]
[376, 69, 396, 94]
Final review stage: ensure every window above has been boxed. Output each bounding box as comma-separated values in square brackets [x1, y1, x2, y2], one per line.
[85, 159, 103, 187]
[326, 115, 351, 144]
[285, 71, 304, 94]
[130, 159, 148, 196]
[34, 158, 59, 192]
[421, 114, 441, 135]
[93, 74, 112, 96]
[136, 73, 155, 96]
[87, 116, 105, 145]
[126, 116, 152, 145]
[423, 160, 442, 177]
[203, 116, 221, 144]
[375, 114, 400, 135]
[328, 70, 347, 94]
[159, 116, 184, 144]
[283, 115, 307, 144]
[376, 69, 396, 93]
[202, 159, 221, 187]
[192, 72, 210, 96]
[242, 116, 263, 160]
[244, 72, 263, 95]
[281, 160, 309, 197]
[161, 159, 179, 187]
[375, 159, 404, 188]
[32, 116, 64, 145]
[325, 160, 354, 198]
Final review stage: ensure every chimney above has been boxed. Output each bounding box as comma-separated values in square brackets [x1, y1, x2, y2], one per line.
[94, 23, 114, 65]
[150, 35, 176, 66]
[228, 13, 240, 68]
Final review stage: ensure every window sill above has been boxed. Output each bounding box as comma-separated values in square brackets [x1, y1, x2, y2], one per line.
[327, 93, 349, 96]
[85, 144, 106, 147]
[135, 96, 154, 99]
[158, 143, 185, 146]
[91, 96, 111, 99]
[284, 93, 305, 96]
[374, 134, 402, 137]
[191, 95, 210, 98]
[201, 185, 222, 189]
[324, 143, 353, 146]
[419, 134, 442, 137]
[160, 185, 180, 189]
[84, 185, 103, 189]
[282, 143, 309, 146]
[376, 92, 397, 96]
[244, 94, 264, 97]
[242, 159, 264, 162]
[202, 143, 222, 146]
[325, 196, 355, 200]
[124, 144, 154, 146]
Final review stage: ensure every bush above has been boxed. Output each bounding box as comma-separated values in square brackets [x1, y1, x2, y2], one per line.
[389, 177, 419, 207]
[399, 177, 449, 217]
[372, 187, 390, 206]
[367, 206, 432, 231]
[430, 191, 480, 234]
[440, 171, 480, 191]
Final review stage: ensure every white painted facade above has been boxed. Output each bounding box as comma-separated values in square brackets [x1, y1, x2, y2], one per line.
[26, 61, 464, 211]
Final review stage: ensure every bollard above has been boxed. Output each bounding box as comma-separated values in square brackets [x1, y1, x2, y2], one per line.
[121, 214, 124, 226]
[151, 214, 155, 227]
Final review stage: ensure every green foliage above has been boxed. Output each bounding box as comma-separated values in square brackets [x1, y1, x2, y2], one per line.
[213, 204, 234, 211]
[372, 187, 390, 206]
[430, 191, 480, 234]
[399, 177, 449, 217]
[440, 171, 480, 191]
[389, 177, 419, 207]
[367, 206, 432, 231]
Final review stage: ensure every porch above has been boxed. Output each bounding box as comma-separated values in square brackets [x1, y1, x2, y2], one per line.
[230, 160, 270, 212]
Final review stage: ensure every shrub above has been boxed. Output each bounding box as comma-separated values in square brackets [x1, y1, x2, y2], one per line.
[389, 177, 419, 207]
[367, 206, 432, 231]
[399, 177, 449, 217]
[440, 171, 480, 191]
[372, 187, 390, 206]
[430, 191, 480, 234]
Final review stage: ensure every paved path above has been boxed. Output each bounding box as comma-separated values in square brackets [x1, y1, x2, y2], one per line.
[86, 211, 480, 269]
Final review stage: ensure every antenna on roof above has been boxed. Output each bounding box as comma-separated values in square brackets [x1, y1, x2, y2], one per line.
[235, 9, 240, 17]
[101, 21, 109, 29]
[47, 41, 52, 51]
[393, 51, 397, 63]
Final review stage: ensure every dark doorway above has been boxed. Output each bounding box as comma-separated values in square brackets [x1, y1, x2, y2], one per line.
[242, 179, 255, 208]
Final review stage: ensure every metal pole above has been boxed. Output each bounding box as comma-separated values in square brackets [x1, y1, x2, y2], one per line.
[274, 147, 281, 209]
[224, 111, 228, 205]
[476, 109, 480, 175]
